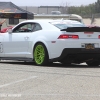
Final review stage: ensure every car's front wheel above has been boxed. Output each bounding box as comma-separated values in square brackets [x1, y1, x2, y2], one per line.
[33, 43, 49, 66]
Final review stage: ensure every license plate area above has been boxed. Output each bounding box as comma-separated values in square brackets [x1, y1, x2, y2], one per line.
[85, 44, 95, 49]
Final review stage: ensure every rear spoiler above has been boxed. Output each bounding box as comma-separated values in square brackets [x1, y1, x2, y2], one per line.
[61, 27, 100, 32]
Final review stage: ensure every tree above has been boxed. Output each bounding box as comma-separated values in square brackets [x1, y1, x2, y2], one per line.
[59, 1, 70, 14]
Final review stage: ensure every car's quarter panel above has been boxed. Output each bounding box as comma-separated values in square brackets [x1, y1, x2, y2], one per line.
[26, 30, 62, 59]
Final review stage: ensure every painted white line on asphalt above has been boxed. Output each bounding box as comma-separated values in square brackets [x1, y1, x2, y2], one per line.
[0, 76, 37, 88]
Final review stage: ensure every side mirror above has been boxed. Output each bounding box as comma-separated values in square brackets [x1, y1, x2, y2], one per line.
[8, 28, 12, 34]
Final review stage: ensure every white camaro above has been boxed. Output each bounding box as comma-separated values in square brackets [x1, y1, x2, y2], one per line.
[0, 19, 100, 66]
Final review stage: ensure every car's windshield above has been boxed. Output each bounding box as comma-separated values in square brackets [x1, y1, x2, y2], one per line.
[52, 23, 85, 29]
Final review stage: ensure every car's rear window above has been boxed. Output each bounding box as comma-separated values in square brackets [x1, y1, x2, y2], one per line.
[52, 23, 85, 29]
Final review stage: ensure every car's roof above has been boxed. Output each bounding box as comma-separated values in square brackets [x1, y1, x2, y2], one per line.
[21, 19, 83, 24]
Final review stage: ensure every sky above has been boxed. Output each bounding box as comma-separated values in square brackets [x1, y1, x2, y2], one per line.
[0, 0, 97, 6]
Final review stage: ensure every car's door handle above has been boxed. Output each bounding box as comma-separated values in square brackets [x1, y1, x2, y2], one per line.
[24, 36, 29, 40]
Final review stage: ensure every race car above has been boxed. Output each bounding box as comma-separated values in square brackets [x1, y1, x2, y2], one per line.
[0, 19, 100, 66]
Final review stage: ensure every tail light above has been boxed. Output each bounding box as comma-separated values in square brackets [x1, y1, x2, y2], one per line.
[98, 35, 100, 39]
[58, 34, 79, 39]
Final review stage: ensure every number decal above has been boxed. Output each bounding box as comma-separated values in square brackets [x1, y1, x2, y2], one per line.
[0, 43, 3, 53]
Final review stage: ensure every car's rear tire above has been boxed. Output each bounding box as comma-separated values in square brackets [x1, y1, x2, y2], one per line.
[86, 61, 99, 66]
[33, 43, 49, 66]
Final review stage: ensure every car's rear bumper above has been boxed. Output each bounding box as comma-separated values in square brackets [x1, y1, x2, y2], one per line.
[50, 48, 100, 63]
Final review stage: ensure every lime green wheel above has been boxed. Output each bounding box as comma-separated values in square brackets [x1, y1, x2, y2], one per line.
[34, 43, 49, 66]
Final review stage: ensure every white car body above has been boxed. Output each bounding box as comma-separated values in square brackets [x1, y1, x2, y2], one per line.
[0, 19, 100, 66]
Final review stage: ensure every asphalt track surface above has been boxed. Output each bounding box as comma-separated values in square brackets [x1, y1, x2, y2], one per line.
[0, 61, 100, 100]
